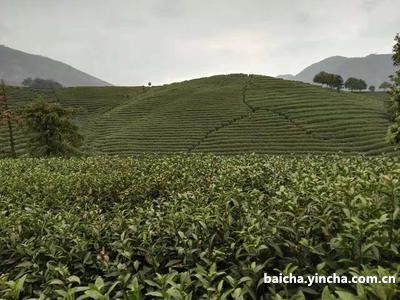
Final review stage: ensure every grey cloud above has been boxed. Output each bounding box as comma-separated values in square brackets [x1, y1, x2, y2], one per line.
[1, 0, 399, 85]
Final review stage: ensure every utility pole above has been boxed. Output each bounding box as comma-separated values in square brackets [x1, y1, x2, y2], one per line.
[0, 80, 16, 158]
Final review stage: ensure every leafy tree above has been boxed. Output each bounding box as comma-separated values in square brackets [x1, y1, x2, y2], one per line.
[314, 72, 343, 91]
[357, 79, 368, 91]
[345, 77, 367, 92]
[325, 73, 334, 88]
[22, 77, 33, 87]
[22, 77, 63, 90]
[313, 71, 327, 86]
[313, 71, 326, 85]
[379, 81, 392, 91]
[0, 80, 16, 157]
[387, 34, 400, 144]
[18, 97, 83, 156]
[345, 77, 358, 91]
[369, 85, 375, 92]
[332, 75, 344, 92]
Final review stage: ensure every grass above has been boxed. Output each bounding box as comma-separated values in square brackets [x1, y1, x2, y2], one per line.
[0, 74, 398, 156]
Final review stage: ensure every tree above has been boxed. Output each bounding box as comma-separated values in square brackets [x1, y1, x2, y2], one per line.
[18, 97, 83, 156]
[22, 77, 63, 90]
[332, 75, 344, 92]
[313, 71, 342, 91]
[344, 77, 367, 92]
[313, 72, 324, 85]
[357, 79, 367, 91]
[0, 80, 16, 157]
[313, 71, 330, 86]
[369, 85, 375, 92]
[345, 77, 358, 91]
[327, 73, 335, 89]
[22, 77, 33, 87]
[379, 81, 392, 91]
[387, 33, 400, 144]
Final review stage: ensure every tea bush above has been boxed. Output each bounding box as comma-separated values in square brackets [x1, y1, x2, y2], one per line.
[0, 154, 399, 299]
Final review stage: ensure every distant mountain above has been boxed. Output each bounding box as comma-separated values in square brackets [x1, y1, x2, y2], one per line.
[0, 45, 111, 87]
[276, 74, 295, 80]
[278, 54, 396, 87]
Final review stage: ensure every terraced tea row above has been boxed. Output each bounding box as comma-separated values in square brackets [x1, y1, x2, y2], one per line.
[85, 75, 250, 153]
[0, 74, 398, 155]
[0, 86, 143, 157]
[200, 75, 396, 155]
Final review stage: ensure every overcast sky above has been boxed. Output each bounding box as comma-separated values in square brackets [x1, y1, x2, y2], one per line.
[1, 0, 399, 85]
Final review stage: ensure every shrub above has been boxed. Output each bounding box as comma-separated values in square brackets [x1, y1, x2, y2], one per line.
[0, 154, 399, 298]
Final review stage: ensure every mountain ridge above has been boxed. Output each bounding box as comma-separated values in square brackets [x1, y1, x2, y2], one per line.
[277, 53, 396, 87]
[0, 45, 111, 87]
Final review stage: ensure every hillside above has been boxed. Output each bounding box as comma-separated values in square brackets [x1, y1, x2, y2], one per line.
[0, 45, 111, 87]
[277, 54, 396, 87]
[0, 74, 398, 156]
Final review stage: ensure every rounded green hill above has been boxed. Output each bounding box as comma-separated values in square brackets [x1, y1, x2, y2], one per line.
[1, 74, 397, 156]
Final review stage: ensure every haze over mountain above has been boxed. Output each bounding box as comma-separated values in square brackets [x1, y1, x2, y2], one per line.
[0, 45, 111, 87]
[277, 54, 396, 87]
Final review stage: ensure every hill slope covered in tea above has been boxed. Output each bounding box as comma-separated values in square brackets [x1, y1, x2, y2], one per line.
[1, 74, 397, 156]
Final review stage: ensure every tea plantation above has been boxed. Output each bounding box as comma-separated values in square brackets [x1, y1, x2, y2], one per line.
[1, 74, 398, 156]
[1, 75, 399, 298]
[0, 154, 399, 299]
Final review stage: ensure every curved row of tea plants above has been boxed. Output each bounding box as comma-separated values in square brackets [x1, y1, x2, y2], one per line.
[83, 74, 398, 155]
[198, 76, 395, 155]
[0, 86, 144, 157]
[0, 154, 399, 299]
[1, 74, 398, 156]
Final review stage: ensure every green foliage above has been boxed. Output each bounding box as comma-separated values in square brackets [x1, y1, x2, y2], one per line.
[22, 77, 63, 90]
[0, 75, 397, 156]
[313, 71, 330, 86]
[363, 92, 390, 102]
[380, 82, 392, 91]
[0, 154, 399, 298]
[393, 34, 400, 67]
[332, 74, 344, 91]
[18, 97, 83, 156]
[77, 74, 397, 155]
[345, 78, 368, 91]
[0, 86, 146, 157]
[387, 34, 400, 144]
[21, 78, 33, 87]
[313, 72, 343, 91]
[0, 80, 17, 158]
